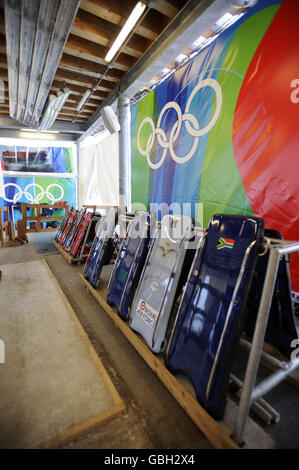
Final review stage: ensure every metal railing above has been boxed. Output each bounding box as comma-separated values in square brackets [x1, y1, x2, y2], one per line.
[233, 239, 299, 445]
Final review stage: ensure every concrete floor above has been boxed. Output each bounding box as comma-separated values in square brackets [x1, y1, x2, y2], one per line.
[0, 259, 122, 449]
[0, 235, 298, 449]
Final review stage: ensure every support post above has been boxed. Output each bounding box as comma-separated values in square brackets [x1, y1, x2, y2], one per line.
[118, 95, 131, 212]
[233, 247, 280, 445]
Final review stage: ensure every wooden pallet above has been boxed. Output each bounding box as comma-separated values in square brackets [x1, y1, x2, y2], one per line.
[79, 273, 275, 450]
[0, 206, 10, 247]
[51, 238, 82, 264]
[22, 203, 69, 233]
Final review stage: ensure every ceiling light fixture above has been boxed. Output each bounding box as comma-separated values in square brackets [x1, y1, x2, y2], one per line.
[105, 2, 147, 63]
[19, 132, 57, 140]
[38, 88, 70, 132]
[21, 128, 60, 134]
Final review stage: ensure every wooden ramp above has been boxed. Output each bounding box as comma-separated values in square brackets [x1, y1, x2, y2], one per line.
[79, 271, 275, 450]
[0, 260, 125, 449]
[51, 238, 82, 264]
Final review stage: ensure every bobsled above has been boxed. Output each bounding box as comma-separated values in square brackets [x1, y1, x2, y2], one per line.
[107, 211, 152, 320]
[69, 211, 93, 258]
[165, 214, 264, 420]
[58, 208, 77, 245]
[84, 207, 117, 289]
[129, 214, 195, 354]
[55, 208, 71, 242]
[64, 208, 86, 251]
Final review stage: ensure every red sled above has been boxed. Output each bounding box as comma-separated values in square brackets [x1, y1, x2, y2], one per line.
[70, 212, 93, 258]
[59, 209, 77, 245]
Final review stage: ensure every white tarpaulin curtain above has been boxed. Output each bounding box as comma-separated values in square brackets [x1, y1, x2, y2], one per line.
[79, 132, 119, 207]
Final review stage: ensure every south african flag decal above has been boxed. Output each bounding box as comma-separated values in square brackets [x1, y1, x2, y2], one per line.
[217, 237, 235, 252]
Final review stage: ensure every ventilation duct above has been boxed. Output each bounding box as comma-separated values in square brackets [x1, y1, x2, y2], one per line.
[5, 0, 80, 128]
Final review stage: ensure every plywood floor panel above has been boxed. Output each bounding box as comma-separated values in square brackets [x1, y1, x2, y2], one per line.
[0, 260, 125, 449]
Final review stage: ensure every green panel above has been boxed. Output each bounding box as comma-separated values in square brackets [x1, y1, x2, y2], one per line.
[131, 90, 158, 209]
[65, 148, 74, 173]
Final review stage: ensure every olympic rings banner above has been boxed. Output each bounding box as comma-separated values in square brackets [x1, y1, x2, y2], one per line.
[1, 176, 76, 206]
[131, 0, 299, 290]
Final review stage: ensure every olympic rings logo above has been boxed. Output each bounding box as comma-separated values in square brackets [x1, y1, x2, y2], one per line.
[137, 78, 222, 170]
[3, 183, 65, 204]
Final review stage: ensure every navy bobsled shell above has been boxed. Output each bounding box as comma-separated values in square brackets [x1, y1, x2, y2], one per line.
[84, 208, 117, 289]
[165, 214, 264, 420]
[107, 211, 151, 320]
[244, 229, 298, 358]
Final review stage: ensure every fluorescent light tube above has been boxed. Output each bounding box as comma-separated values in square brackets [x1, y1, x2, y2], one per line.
[105, 2, 146, 63]
[19, 132, 56, 140]
[21, 128, 60, 134]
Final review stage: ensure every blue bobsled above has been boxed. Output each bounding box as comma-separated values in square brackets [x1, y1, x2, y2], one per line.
[107, 211, 152, 320]
[165, 214, 264, 419]
[84, 208, 118, 289]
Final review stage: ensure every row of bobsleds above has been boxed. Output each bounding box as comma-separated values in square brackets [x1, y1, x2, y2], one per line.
[54, 207, 120, 262]
[57, 207, 299, 420]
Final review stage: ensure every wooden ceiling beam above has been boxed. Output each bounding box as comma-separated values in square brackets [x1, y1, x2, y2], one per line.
[55, 68, 98, 87]
[79, 0, 165, 41]
[63, 101, 95, 112]
[59, 53, 124, 81]
[137, 8, 169, 40]
[71, 9, 148, 59]
[51, 92, 101, 109]
[0, 52, 6, 66]
[69, 99, 98, 108]
[152, 0, 179, 18]
[58, 114, 87, 122]
[60, 108, 92, 116]
[51, 80, 108, 99]
[0, 67, 8, 79]
[66, 34, 136, 71]
[79, 0, 136, 25]
[55, 68, 113, 92]
[71, 8, 119, 47]
[0, 8, 4, 31]
[82, 98, 100, 106]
